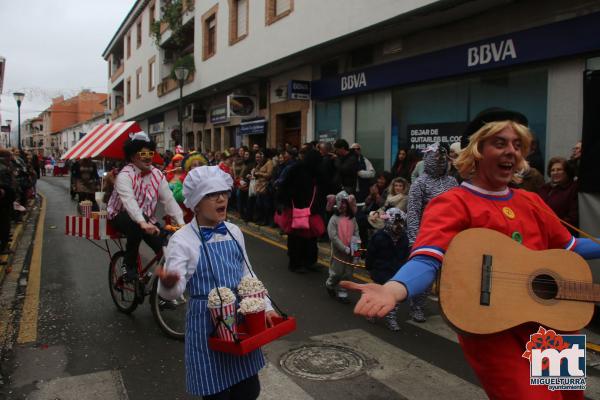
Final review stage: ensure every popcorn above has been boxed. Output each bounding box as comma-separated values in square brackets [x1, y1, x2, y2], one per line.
[237, 276, 266, 297]
[79, 200, 93, 206]
[238, 297, 266, 314]
[208, 287, 236, 307]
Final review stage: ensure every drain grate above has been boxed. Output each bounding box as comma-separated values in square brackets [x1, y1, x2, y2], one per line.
[280, 344, 366, 381]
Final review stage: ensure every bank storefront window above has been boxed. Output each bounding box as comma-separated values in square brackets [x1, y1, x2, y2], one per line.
[392, 68, 548, 162]
[315, 101, 341, 143]
[356, 92, 386, 172]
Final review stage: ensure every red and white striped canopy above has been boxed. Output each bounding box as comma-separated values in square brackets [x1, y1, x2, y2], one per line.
[61, 121, 142, 160]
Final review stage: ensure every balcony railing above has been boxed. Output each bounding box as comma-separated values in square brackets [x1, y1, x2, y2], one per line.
[111, 63, 124, 83]
[157, 72, 194, 97]
[111, 104, 124, 119]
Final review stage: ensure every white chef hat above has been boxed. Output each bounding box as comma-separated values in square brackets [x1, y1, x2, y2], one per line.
[183, 166, 234, 209]
[128, 131, 151, 142]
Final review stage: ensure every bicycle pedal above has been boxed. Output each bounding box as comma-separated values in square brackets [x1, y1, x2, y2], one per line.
[135, 282, 145, 304]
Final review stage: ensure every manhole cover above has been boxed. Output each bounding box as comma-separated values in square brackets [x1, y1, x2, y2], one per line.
[280, 344, 366, 381]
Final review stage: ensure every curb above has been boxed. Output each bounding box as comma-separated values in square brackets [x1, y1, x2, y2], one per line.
[0, 203, 35, 285]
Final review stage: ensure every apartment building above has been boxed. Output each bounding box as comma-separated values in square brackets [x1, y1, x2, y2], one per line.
[104, 0, 600, 164]
[22, 116, 43, 153]
[39, 90, 107, 157]
[104, 0, 600, 264]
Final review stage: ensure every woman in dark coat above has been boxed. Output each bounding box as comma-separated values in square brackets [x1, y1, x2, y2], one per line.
[538, 156, 579, 235]
[276, 148, 324, 273]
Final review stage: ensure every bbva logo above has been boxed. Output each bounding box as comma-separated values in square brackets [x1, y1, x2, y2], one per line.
[341, 72, 367, 91]
[467, 38, 517, 67]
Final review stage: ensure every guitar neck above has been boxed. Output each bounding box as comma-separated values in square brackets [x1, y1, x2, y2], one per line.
[557, 281, 600, 302]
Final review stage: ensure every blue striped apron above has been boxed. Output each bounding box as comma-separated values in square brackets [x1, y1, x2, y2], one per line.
[185, 230, 265, 396]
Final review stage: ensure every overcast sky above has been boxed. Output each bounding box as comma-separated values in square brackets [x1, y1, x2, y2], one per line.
[0, 0, 135, 140]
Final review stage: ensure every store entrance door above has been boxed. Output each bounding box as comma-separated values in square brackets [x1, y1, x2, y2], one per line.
[186, 131, 195, 151]
[277, 112, 301, 149]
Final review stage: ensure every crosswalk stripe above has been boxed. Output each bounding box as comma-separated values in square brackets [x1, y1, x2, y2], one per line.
[405, 314, 459, 344]
[26, 370, 128, 400]
[259, 362, 314, 400]
[311, 329, 486, 399]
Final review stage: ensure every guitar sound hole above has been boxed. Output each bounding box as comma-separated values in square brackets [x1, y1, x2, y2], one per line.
[531, 274, 558, 300]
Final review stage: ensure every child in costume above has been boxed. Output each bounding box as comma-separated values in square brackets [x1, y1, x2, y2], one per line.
[157, 166, 277, 399]
[325, 191, 359, 303]
[365, 208, 410, 331]
[406, 142, 457, 322]
[166, 153, 185, 204]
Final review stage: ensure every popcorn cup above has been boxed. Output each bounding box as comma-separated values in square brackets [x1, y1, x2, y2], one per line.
[244, 310, 266, 335]
[79, 202, 92, 218]
[208, 301, 237, 342]
[241, 289, 266, 300]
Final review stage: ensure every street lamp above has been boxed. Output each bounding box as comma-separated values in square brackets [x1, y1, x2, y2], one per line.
[13, 92, 25, 151]
[5, 119, 11, 148]
[174, 66, 189, 150]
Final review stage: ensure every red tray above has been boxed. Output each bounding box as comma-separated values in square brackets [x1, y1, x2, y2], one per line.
[208, 316, 296, 356]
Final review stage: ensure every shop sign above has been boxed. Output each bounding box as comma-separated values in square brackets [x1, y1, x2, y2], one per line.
[467, 39, 517, 67]
[317, 129, 339, 143]
[312, 11, 600, 99]
[239, 119, 267, 135]
[341, 72, 367, 92]
[227, 95, 257, 118]
[210, 105, 229, 124]
[408, 122, 467, 150]
[149, 121, 164, 134]
[288, 80, 311, 100]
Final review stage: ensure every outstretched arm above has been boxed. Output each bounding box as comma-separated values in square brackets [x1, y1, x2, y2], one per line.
[573, 238, 600, 260]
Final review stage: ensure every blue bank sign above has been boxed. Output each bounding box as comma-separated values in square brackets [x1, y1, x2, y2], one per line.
[313, 12, 600, 99]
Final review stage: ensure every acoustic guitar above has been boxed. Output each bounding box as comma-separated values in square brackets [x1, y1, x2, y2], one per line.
[439, 228, 595, 335]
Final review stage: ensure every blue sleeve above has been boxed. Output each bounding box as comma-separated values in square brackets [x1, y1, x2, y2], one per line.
[573, 238, 600, 260]
[390, 255, 440, 298]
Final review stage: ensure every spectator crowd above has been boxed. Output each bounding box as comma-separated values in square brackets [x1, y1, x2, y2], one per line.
[12, 132, 584, 331]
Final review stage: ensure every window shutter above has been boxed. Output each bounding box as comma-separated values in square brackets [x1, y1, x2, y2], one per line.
[237, 0, 248, 36]
[275, 0, 291, 15]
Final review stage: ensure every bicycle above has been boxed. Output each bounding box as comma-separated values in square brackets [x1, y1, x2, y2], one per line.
[107, 224, 188, 340]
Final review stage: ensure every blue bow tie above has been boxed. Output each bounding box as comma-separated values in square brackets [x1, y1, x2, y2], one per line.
[200, 222, 227, 242]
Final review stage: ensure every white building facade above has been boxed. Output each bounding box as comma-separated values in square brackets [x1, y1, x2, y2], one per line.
[104, 0, 600, 275]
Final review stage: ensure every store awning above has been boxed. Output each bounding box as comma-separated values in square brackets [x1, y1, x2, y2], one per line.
[62, 121, 143, 160]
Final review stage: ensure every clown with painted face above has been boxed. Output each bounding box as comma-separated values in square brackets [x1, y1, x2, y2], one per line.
[342, 108, 600, 400]
[107, 131, 184, 283]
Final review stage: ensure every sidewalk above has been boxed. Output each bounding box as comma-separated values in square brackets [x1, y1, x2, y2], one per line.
[227, 212, 372, 283]
[0, 195, 43, 385]
[0, 199, 38, 285]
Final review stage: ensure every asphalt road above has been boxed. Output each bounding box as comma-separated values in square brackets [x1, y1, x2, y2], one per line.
[4, 176, 600, 400]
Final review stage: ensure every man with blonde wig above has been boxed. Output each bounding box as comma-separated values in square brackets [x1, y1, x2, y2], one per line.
[342, 108, 600, 399]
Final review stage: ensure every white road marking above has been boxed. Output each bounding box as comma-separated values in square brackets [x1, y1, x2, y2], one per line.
[26, 370, 128, 400]
[311, 329, 486, 399]
[259, 361, 314, 400]
[406, 314, 459, 343]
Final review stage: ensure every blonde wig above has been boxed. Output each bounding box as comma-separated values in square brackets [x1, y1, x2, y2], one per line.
[454, 120, 532, 180]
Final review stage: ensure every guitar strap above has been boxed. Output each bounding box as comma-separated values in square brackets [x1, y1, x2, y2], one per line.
[523, 195, 600, 246]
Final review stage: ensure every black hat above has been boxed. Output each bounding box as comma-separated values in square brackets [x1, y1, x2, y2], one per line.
[461, 108, 528, 149]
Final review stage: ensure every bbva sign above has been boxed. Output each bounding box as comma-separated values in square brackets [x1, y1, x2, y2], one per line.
[341, 72, 367, 91]
[468, 39, 517, 67]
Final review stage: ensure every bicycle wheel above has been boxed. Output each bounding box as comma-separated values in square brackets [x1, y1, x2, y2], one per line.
[150, 277, 187, 340]
[108, 251, 138, 314]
